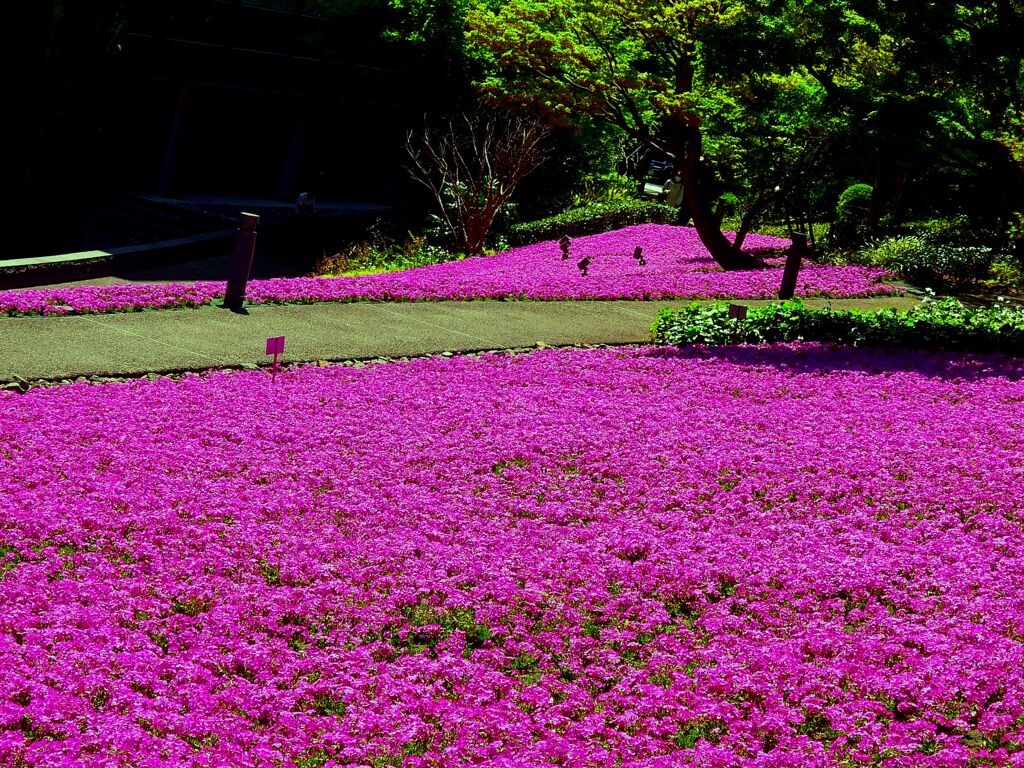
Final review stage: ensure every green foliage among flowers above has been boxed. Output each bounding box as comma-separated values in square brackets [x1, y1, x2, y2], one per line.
[507, 201, 677, 245]
[651, 297, 1024, 355]
[315, 233, 458, 276]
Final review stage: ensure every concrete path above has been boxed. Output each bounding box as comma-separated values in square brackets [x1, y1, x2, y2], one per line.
[0, 296, 919, 384]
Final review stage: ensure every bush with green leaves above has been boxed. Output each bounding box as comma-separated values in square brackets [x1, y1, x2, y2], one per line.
[651, 297, 1024, 355]
[985, 258, 1024, 292]
[507, 200, 676, 246]
[830, 183, 873, 247]
[898, 243, 995, 289]
[569, 171, 638, 208]
[858, 235, 996, 290]
[858, 235, 927, 266]
[909, 215, 984, 245]
[315, 235, 457, 277]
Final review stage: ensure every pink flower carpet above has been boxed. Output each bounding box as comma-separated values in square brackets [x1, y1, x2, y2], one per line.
[1, 344, 1022, 766]
[0, 226, 895, 316]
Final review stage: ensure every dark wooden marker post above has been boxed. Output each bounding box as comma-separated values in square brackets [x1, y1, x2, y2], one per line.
[559, 236, 571, 260]
[223, 212, 260, 310]
[778, 232, 808, 300]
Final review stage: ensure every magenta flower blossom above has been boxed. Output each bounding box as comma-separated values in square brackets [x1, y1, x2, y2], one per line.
[1, 344, 1021, 766]
[0, 225, 896, 315]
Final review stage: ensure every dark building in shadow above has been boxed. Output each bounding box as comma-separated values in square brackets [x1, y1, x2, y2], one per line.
[18, 0, 454, 257]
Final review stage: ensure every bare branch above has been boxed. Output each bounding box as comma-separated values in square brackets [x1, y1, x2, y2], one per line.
[406, 109, 550, 256]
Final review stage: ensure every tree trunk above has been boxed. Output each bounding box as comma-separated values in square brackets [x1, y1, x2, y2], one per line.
[668, 118, 759, 270]
[890, 167, 909, 224]
[867, 158, 883, 227]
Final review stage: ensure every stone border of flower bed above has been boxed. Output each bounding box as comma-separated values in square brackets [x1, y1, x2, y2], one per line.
[0, 343, 622, 393]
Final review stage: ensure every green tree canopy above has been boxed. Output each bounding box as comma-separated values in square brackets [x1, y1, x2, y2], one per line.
[466, 0, 829, 268]
[467, 0, 1024, 262]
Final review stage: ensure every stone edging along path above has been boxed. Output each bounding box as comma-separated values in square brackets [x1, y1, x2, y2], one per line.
[1, 344, 622, 393]
[0, 297, 920, 386]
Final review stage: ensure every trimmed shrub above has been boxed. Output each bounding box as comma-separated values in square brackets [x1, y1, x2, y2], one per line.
[831, 183, 873, 246]
[508, 200, 676, 245]
[651, 297, 1024, 356]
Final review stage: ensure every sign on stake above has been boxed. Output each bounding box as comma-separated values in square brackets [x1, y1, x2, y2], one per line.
[266, 336, 285, 381]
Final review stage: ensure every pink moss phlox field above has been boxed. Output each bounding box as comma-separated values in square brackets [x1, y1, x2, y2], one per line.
[0, 225, 896, 315]
[2, 345, 1024, 767]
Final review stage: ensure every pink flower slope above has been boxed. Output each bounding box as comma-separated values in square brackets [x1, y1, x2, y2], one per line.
[1, 344, 1022, 766]
[0, 225, 895, 315]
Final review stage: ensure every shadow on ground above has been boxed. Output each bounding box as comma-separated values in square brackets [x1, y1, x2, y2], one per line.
[647, 343, 1024, 381]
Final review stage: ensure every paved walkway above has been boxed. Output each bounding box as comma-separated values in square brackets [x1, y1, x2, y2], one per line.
[0, 296, 919, 384]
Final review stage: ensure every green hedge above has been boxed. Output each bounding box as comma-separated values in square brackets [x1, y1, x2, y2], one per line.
[651, 298, 1024, 355]
[508, 200, 677, 245]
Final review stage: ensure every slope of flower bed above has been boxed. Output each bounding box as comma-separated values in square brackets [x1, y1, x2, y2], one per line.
[2, 345, 1023, 767]
[0, 225, 896, 315]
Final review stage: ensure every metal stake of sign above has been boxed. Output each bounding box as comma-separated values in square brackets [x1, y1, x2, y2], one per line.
[728, 304, 748, 320]
[223, 213, 260, 310]
[728, 304, 748, 344]
[778, 232, 808, 300]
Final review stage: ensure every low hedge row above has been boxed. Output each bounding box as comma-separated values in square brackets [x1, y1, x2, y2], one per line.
[651, 298, 1024, 355]
[508, 200, 676, 245]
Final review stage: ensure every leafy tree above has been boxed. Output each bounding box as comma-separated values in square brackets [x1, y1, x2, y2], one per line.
[466, 0, 836, 269]
[467, 0, 1024, 264]
[779, 0, 1024, 232]
[318, 0, 478, 110]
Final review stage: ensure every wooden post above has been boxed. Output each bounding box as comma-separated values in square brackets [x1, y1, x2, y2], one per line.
[223, 213, 260, 310]
[779, 232, 808, 300]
